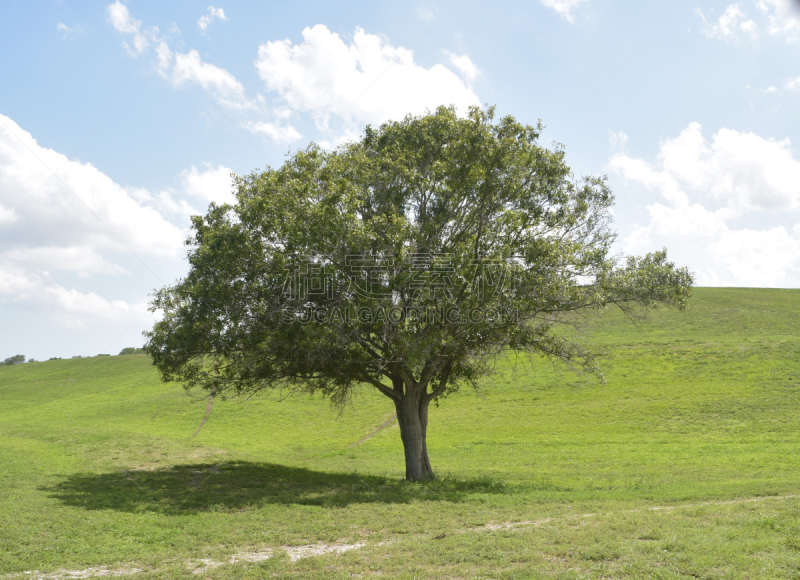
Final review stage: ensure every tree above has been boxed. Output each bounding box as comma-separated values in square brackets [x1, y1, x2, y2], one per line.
[146, 106, 692, 482]
[0, 354, 26, 366]
[119, 347, 147, 355]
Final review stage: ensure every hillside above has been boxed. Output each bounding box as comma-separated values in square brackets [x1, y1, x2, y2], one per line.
[1, 288, 799, 578]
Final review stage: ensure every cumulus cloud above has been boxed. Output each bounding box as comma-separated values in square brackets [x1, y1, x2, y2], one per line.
[620, 201, 800, 287]
[255, 25, 481, 135]
[107, 6, 483, 145]
[0, 113, 193, 327]
[697, 0, 800, 42]
[57, 22, 82, 40]
[167, 48, 251, 109]
[657, 123, 800, 213]
[698, 4, 757, 42]
[197, 5, 227, 32]
[756, 0, 800, 41]
[0, 264, 150, 329]
[609, 124, 800, 287]
[108, 2, 256, 111]
[3, 246, 129, 277]
[106, 0, 159, 55]
[0, 201, 16, 225]
[0, 114, 185, 257]
[245, 121, 303, 143]
[180, 164, 235, 206]
[45, 285, 148, 328]
[444, 51, 479, 84]
[539, 0, 591, 23]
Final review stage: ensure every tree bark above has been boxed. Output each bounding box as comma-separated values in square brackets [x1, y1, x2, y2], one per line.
[394, 392, 435, 481]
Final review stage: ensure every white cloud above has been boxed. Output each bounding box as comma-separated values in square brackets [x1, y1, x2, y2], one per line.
[255, 25, 481, 134]
[106, 0, 159, 55]
[136, 187, 198, 220]
[756, 0, 800, 41]
[246, 121, 303, 143]
[696, 1, 800, 43]
[197, 5, 227, 32]
[786, 77, 800, 90]
[57, 22, 81, 40]
[0, 113, 243, 346]
[3, 246, 129, 277]
[698, 4, 758, 42]
[417, 5, 439, 22]
[609, 124, 800, 287]
[664, 123, 800, 213]
[0, 264, 150, 328]
[107, 8, 482, 144]
[107, 3, 255, 111]
[45, 283, 147, 328]
[0, 202, 16, 225]
[609, 130, 629, 154]
[0, 113, 192, 326]
[444, 51, 479, 84]
[621, 201, 800, 287]
[167, 48, 251, 109]
[180, 164, 235, 206]
[539, 0, 591, 24]
[0, 265, 40, 300]
[0, 114, 185, 257]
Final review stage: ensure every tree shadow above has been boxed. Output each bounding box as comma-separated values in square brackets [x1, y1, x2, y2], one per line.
[45, 461, 507, 515]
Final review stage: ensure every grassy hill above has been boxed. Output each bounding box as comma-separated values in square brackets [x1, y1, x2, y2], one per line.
[1, 288, 799, 578]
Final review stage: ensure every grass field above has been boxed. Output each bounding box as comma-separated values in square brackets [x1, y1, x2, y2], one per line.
[1, 288, 799, 579]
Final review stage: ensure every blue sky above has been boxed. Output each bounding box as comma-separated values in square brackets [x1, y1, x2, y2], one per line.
[1, 0, 800, 360]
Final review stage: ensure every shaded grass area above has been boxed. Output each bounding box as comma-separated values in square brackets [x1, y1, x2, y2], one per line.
[1, 288, 799, 578]
[46, 462, 506, 513]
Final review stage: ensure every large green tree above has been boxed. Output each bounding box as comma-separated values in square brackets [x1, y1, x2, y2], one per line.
[146, 106, 692, 481]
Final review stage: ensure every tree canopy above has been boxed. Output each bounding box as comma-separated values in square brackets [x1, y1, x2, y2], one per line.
[0, 354, 26, 366]
[119, 347, 147, 356]
[146, 106, 693, 481]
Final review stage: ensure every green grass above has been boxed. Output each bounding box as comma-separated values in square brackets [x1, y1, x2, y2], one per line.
[1, 287, 799, 578]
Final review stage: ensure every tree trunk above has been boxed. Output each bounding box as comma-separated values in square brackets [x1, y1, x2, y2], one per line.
[394, 393, 435, 482]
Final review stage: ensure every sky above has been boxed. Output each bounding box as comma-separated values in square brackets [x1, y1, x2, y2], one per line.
[1, 0, 800, 360]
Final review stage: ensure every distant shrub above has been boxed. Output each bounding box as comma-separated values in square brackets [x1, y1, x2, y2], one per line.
[27, 358, 36, 363]
[0, 354, 25, 366]
[96, 354, 111, 357]
[47, 357, 62, 361]
[118, 347, 147, 355]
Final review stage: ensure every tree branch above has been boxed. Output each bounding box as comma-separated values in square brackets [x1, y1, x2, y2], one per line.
[362, 375, 401, 401]
[423, 359, 453, 405]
